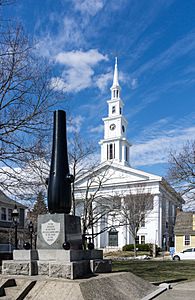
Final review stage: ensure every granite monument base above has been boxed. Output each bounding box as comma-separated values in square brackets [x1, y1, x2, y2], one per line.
[2, 249, 112, 279]
[2, 213, 112, 279]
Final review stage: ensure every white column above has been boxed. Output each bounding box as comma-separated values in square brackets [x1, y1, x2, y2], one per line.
[158, 194, 162, 248]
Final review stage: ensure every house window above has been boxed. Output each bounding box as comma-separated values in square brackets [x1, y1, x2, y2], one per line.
[141, 235, 145, 244]
[184, 234, 190, 246]
[135, 236, 139, 244]
[112, 106, 116, 114]
[108, 229, 118, 246]
[8, 209, 12, 221]
[1, 207, 6, 220]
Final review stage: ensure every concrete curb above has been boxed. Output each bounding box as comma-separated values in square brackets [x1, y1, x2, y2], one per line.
[141, 283, 170, 300]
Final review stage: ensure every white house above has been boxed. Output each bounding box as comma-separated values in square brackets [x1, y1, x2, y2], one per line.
[74, 58, 184, 250]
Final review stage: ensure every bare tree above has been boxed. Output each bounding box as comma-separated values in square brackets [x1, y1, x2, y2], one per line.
[68, 132, 97, 215]
[0, 11, 61, 198]
[74, 164, 116, 248]
[167, 140, 195, 207]
[121, 186, 153, 257]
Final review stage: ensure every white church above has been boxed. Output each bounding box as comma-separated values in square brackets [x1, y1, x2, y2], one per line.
[74, 58, 184, 250]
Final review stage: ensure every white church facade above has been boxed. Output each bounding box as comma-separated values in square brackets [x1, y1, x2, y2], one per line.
[74, 58, 184, 250]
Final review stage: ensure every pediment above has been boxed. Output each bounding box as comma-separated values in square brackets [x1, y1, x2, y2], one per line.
[75, 161, 161, 189]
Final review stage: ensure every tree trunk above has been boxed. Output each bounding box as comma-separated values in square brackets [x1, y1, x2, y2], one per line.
[133, 239, 137, 257]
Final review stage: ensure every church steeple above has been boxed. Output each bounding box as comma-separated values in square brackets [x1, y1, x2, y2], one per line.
[99, 58, 132, 167]
[112, 57, 120, 88]
[110, 57, 121, 100]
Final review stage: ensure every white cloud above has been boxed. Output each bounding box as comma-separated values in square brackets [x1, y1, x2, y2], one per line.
[130, 78, 138, 90]
[131, 125, 195, 167]
[132, 31, 195, 79]
[73, 0, 105, 16]
[89, 124, 104, 134]
[96, 71, 113, 92]
[67, 115, 85, 133]
[36, 16, 85, 59]
[51, 49, 108, 92]
[55, 49, 107, 66]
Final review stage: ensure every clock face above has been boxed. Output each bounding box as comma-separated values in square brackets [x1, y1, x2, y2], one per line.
[110, 124, 116, 130]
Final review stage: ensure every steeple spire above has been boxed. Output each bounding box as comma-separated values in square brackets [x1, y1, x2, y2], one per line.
[111, 57, 121, 100]
[112, 57, 120, 88]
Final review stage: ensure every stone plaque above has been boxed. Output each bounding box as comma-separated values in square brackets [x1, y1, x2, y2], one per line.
[41, 220, 60, 245]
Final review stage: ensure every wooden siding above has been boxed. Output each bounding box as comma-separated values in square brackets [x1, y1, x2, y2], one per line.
[175, 235, 195, 252]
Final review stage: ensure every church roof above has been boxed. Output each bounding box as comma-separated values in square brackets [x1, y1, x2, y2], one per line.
[75, 160, 162, 189]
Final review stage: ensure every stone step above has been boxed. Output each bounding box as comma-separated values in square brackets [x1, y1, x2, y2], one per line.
[0, 278, 36, 300]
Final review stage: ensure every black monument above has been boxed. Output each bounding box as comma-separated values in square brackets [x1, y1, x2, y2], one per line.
[48, 110, 73, 214]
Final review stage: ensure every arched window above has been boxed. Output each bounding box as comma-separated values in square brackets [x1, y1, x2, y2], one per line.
[113, 90, 115, 98]
[107, 143, 115, 159]
[108, 228, 118, 246]
[125, 146, 129, 162]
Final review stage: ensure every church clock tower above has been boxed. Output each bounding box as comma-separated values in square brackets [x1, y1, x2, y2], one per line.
[99, 58, 131, 166]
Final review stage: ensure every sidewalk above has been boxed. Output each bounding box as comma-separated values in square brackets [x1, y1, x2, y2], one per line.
[155, 280, 195, 300]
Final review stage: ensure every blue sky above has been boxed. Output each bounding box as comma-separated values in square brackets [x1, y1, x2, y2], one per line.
[4, 0, 195, 177]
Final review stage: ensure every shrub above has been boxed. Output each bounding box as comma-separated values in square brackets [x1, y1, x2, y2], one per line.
[122, 244, 134, 251]
[122, 243, 161, 253]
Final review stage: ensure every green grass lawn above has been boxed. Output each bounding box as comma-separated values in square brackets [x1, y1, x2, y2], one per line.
[112, 260, 195, 282]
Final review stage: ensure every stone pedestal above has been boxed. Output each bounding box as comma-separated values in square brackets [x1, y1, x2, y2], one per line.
[2, 249, 111, 279]
[2, 213, 112, 279]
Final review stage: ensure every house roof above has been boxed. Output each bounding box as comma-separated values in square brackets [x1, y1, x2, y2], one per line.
[174, 211, 195, 234]
[0, 191, 27, 209]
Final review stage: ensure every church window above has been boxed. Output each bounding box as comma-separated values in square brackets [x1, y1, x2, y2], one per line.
[125, 146, 129, 162]
[110, 144, 113, 159]
[113, 196, 121, 209]
[107, 143, 115, 160]
[113, 90, 116, 98]
[112, 106, 116, 114]
[120, 107, 122, 114]
[141, 235, 145, 244]
[116, 90, 119, 98]
[141, 214, 145, 227]
[108, 228, 118, 246]
[122, 125, 125, 133]
[135, 236, 139, 244]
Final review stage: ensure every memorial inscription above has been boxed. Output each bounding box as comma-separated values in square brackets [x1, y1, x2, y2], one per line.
[41, 220, 60, 245]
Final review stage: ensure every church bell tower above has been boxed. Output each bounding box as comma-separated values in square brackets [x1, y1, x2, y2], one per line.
[99, 58, 131, 166]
